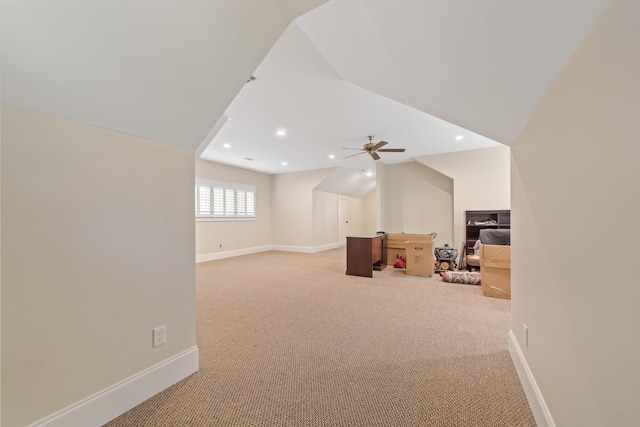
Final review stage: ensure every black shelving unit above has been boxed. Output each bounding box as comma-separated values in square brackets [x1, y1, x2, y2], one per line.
[465, 210, 510, 255]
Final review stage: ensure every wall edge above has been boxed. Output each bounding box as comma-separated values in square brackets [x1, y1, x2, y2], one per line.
[508, 330, 555, 427]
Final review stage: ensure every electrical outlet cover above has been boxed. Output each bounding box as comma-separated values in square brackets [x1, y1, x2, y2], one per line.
[153, 325, 166, 347]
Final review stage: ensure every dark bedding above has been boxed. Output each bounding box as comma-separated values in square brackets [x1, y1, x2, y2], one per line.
[479, 229, 511, 245]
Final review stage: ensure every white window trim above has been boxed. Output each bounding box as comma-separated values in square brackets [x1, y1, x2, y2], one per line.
[195, 178, 256, 222]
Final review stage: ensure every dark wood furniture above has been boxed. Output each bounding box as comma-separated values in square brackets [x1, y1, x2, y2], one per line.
[346, 234, 387, 277]
[465, 210, 510, 255]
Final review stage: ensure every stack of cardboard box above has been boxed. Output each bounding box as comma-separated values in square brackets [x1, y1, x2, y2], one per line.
[479, 244, 511, 299]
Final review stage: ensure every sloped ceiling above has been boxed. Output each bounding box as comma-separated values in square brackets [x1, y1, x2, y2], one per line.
[200, 0, 608, 177]
[296, 0, 608, 144]
[314, 167, 376, 199]
[0, 0, 329, 150]
[1, 0, 608, 186]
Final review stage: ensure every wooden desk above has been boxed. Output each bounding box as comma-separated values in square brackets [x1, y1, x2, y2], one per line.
[345, 234, 387, 278]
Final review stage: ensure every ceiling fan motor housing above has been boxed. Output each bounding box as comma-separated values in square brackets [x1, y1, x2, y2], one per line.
[343, 136, 405, 160]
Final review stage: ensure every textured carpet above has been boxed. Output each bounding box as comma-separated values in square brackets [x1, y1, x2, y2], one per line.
[104, 248, 535, 426]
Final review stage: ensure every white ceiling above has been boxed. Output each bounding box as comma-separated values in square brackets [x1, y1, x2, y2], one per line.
[199, 20, 501, 175]
[1, 0, 608, 189]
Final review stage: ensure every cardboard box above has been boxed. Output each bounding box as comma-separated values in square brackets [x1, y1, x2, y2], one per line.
[405, 240, 435, 277]
[386, 233, 435, 265]
[479, 244, 511, 299]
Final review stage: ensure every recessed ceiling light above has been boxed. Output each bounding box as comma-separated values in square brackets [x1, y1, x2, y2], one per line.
[329, 154, 335, 159]
[276, 129, 286, 136]
[455, 135, 464, 141]
[366, 171, 373, 177]
[282, 161, 288, 166]
[223, 143, 231, 148]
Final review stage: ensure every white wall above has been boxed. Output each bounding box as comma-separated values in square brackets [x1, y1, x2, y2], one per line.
[195, 160, 272, 259]
[415, 146, 510, 248]
[1, 107, 197, 427]
[382, 161, 454, 247]
[511, 1, 640, 425]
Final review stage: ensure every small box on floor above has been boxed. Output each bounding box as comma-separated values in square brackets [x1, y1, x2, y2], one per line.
[405, 240, 434, 277]
[479, 244, 511, 299]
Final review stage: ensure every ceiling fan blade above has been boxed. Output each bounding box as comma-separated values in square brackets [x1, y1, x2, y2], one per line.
[370, 152, 381, 161]
[371, 141, 388, 150]
[378, 148, 406, 152]
[342, 147, 364, 151]
[344, 151, 366, 159]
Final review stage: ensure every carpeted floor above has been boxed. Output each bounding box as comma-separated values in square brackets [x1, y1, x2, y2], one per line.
[104, 248, 536, 426]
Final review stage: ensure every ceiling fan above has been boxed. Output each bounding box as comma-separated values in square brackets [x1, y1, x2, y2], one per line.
[343, 136, 406, 161]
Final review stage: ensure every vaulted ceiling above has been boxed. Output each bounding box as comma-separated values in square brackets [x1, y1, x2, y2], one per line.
[1, 0, 608, 180]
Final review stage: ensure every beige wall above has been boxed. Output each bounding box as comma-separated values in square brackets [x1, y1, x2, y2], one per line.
[0, 3, 327, 425]
[271, 168, 333, 247]
[375, 162, 387, 231]
[346, 196, 369, 236]
[0, 103, 3, 422]
[511, 1, 640, 425]
[362, 191, 377, 234]
[195, 164, 374, 252]
[1, 107, 196, 427]
[312, 190, 338, 246]
[415, 146, 510, 247]
[382, 161, 454, 248]
[195, 160, 272, 256]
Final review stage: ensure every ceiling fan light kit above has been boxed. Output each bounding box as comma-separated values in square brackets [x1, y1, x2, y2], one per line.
[343, 136, 406, 161]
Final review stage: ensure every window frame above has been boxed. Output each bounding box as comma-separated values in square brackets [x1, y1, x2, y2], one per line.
[195, 178, 256, 222]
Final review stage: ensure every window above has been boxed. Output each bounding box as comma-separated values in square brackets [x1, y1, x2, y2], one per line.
[195, 178, 256, 221]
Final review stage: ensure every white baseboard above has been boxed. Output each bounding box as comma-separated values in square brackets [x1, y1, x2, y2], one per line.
[196, 245, 272, 263]
[508, 330, 555, 427]
[197, 243, 341, 262]
[271, 242, 340, 253]
[28, 346, 199, 427]
[310, 242, 341, 253]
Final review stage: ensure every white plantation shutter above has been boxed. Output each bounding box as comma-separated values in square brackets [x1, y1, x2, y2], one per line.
[212, 187, 224, 215]
[246, 192, 255, 216]
[198, 186, 211, 215]
[236, 190, 246, 216]
[224, 189, 235, 215]
[195, 178, 256, 220]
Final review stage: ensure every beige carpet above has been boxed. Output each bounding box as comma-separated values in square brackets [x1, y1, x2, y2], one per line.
[104, 248, 535, 426]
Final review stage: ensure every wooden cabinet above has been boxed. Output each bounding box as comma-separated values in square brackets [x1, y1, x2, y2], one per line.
[346, 234, 387, 278]
[465, 210, 510, 255]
